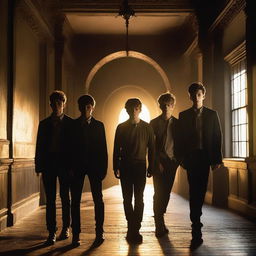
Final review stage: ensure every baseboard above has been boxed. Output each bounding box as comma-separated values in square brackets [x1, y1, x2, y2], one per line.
[0, 208, 8, 231]
[228, 196, 256, 219]
[11, 193, 40, 225]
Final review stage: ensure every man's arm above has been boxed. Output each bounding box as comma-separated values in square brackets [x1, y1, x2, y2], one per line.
[147, 125, 155, 177]
[113, 125, 121, 178]
[212, 111, 223, 169]
[35, 122, 44, 173]
[99, 122, 108, 180]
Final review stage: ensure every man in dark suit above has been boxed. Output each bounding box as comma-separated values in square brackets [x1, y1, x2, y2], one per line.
[113, 98, 155, 244]
[179, 82, 223, 248]
[35, 90, 73, 245]
[70, 95, 108, 247]
[150, 92, 180, 238]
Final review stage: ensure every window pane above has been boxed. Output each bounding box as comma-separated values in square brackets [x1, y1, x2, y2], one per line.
[233, 79, 239, 93]
[239, 124, 247, 141]
[233, 92, 239, 109]
[240, 89, 246, 107]
[241, 142, 246, 158]
[241, 73, 246, 90]
[239, 108, 246, 124]
[231, 59, 248, 158]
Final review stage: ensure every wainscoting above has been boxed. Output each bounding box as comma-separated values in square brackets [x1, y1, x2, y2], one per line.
[0, 158, 40, 231]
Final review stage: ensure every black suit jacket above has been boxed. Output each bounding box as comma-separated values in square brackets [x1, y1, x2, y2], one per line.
[150, 115, 180, 172]
[178, 106, 223, 166]
[35, 114, 74, 173]
[73, 116, 108, 179]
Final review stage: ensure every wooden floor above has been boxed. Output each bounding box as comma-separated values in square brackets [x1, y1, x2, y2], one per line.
[0, 184, 256, 256]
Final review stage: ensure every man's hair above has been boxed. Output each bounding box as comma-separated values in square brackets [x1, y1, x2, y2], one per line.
[49, 90, 67, 104]
[77, 94, 96, 107]
[158, 92, 176, 105]
[188, 82, 206, 95]
[125, 98, 142, 110]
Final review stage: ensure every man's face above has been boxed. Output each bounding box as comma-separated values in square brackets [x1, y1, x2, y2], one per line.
[79, 104, 94, 118]
[50, 100, 65, 116]
[190, 89, 205, 107]
[127, 105, 142, 119]
[160, 101, 175, 116]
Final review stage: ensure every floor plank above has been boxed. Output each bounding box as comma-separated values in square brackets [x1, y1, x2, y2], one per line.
[0, 184, 256, 256]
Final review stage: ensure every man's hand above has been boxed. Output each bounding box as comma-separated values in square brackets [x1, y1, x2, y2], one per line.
[211, 163, 222, 170]
[114, 169, 121, 179]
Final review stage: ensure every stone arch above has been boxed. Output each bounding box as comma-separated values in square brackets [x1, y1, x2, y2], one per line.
[85, 51, 171, 93]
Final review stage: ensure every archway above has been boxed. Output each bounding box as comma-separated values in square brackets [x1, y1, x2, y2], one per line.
[85, 51, 171, 93]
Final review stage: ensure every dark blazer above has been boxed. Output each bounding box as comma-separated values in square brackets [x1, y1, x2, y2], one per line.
[73, 116, 108, 180]
[178, 106, 223, 166]
[150, 115, 180, 171]
[35, 114, 74, 173]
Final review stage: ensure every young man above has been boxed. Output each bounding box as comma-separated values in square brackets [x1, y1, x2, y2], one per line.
[150, 92, 180, 238]
[113, 98, 155, 244]
[35, 90, 73, 245]
[70, 95, 108, 247]
[179, 82, 223, 248]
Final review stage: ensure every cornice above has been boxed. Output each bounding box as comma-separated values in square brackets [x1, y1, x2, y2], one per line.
[61, 0, 194, 13]
[15, 0, 54, 41]
[184, 36, 199, 57]
[209, 0, 246, 33]
[224, 40, 246, 65]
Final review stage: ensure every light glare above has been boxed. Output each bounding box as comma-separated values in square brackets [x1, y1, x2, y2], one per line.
[118, 104, 151, 124]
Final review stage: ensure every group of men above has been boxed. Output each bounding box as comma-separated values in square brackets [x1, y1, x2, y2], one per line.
[35, 82, 223, 249]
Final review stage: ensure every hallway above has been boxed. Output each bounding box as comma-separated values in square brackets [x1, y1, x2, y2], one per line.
[0, 184, 255, 256]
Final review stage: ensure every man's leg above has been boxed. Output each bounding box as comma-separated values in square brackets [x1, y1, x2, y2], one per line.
[58, 170, 71, 239]
[186, 151, 210, 246]
[120, 165, 134, 240]
[70, 171, 85, 246]
[42, 171, 57, 245]
[153, 159, 178, 237]
[133, 162, 146, 242]
[88, 174, 105, 246]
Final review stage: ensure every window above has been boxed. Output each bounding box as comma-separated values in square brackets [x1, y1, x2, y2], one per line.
[231, 59, 249, 157]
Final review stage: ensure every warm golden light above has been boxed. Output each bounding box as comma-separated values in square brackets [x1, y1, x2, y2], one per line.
[118, 104, 151, 124]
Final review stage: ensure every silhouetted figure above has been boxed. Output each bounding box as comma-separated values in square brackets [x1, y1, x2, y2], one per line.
[150, 92, 180, 238]
[35, 90, 73, 245]
[70, 95, 108, 247]
[178, 82, 223, 249]
[113, 98, 155, 244]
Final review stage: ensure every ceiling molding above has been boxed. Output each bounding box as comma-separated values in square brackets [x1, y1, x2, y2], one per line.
[61, 0, 194, 13]
[16, 0, 54, 41]
[224, 41, 246, 65]
[209, 0, 246, 33]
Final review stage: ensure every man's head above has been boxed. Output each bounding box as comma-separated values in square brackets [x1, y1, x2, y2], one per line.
[158, 92, 176, 117]
[49, 90, 67, 116]
[125, 98, 142, 120]
[78, 94, 96, 118]
[188, 82, 206, 108]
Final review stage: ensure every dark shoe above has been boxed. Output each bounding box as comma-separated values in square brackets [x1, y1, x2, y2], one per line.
[126, 231, 143, 244]
[190, 237, 203, 250]
[72, 233, 81, 247]
[44, 232, 56, 246]
[132, 232, 143, 244]
[59, 228, 70, 240]
[91, 233, 105, 248]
